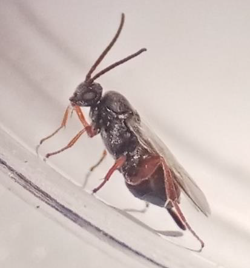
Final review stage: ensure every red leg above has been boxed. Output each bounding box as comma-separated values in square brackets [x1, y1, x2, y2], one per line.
[167, 207, 186, 231]
[39, 105, 98, 158]
[124, 156, 161, 185]
[38, 105, 94, 152]
[74, 106, 96, 137]
[160, 158, 204, 251]
[92, 156, 126, 193]
[36, 105, 72, 155]
[122, 155, 203, 250]
[45, 128, 86, 159]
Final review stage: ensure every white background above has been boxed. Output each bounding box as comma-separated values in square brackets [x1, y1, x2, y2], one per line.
[0, 1, 250, 267]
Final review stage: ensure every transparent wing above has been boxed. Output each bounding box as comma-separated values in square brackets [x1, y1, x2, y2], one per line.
[127, 116, 211, 216]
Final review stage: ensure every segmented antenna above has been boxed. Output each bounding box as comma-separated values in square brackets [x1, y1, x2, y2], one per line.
[85, 13, 147, 84]
[85, 13, 125, 81]
[89, 48, 146, 83]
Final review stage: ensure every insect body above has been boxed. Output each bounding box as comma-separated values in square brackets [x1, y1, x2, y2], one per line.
[38, 13, 210, 251]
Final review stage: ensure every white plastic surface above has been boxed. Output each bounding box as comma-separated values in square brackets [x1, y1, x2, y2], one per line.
[0, 1, 250, 267]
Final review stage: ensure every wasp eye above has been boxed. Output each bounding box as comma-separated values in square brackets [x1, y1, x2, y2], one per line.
[83, 91, 96, 101]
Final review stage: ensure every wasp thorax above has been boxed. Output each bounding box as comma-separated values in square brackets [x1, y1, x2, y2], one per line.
[103, 91, 134, 116]
[69, 82, 103, 107]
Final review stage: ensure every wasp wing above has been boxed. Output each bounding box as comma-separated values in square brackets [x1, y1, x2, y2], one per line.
[127, 116, 211, 216]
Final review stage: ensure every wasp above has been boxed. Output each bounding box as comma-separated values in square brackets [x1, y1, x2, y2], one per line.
[38, 13, 210, 251]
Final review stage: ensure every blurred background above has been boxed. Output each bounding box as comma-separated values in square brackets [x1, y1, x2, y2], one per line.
[0, 1, 250, 267]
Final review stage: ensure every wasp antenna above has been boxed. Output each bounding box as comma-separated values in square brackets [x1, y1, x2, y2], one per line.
[85, 13, 125, 82]
[89, 48, 147, 83]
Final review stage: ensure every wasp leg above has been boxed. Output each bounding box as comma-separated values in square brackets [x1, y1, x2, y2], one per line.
[36, 105, 72, 153]
[167, 207, 186, 231]
[160, 158, 204, 251]
[92, 156, 126, 193]
[74, 105, 96, 137]
[40, 104, 99, 159]
[38, 105, 94, 152]
[45, 128, 86, 159]
[125, 156, 161, 185]
[125, 155, 204, 250]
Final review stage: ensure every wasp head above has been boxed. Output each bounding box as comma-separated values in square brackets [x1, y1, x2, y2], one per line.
[69, 82, 103, 107]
